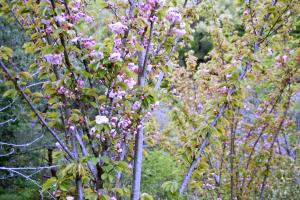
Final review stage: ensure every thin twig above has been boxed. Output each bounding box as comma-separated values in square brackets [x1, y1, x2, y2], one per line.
[0, 134, 43, 147]
[1, 168, 56, 199]
[0, 98, 17, 112]
[0, 149, 15, 157]
[0, 118, 17, 126]
[0, 60, 74, 160]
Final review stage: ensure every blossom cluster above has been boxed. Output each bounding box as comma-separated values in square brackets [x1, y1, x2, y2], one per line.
[166, 7, 182, 23]
[45, 53, 63, 65]
[109, 22, 128, 34]
[71, 0, 94, 23]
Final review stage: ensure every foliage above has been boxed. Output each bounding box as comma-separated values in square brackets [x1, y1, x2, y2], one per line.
[0, 0, 299, 200]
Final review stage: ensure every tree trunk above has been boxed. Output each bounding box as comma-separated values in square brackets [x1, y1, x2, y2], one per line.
[75, 176, 83, 200]
[130, 124, 144, 200]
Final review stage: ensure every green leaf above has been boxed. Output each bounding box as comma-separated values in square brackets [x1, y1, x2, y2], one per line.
[140, 193, 154, 200]
[42, 177, 57, 192]
[59, 179, 71, 192]
[28, 63, 38, 71]
[136, 43, 144, 51]
[101, 173, 108, 180]
[198, 162, 209, 170]
[20, 71, 33, 81]
[108, 174, 114, 183]
[162, 181, 178, 194]
[32, 92, 43, 98]
[95, 124, 110, 132]
[0, 46, 13, 60]
[84, 188, 98, 200]
[112, 188, 124, 196]
[3, 89, 17, 98]
[70, 113, 80, 122]
[115, 161, 128, 172]
[97, 0, 107, 9]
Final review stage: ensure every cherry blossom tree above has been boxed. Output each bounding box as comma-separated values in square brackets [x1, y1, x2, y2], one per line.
[0, 0, 299, 199]
[0, 0, 191, 199]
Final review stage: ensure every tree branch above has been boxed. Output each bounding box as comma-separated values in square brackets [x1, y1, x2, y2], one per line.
[0, 149, 15, 157]
[0, 98, 17, 112]
[0, 134, 43, 147]
[0, 167, 56, 199]
[0, 118, 17, 126]
[0, 60, 74, 160]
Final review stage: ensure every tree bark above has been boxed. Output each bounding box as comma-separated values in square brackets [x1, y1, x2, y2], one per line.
[75, 176, 83, 200]
[131, 125, 144, 200]
[179, 103, 227, 196]
[130, 16, 154, 200]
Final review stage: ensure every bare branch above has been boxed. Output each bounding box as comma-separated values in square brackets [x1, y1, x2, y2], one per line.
[0, 149, 15, 157]
[0, 166, 59, 170]
[75, 133, 98, 182]
[26, 81, 48, 89]
[0, 174, 16, 180]
[259, 89, 292, 199]
[1, 167, 56, 199]
[0, 60, 74, 160]
[0, 118, 17, 126]
[0, 98, 17, 112]
[0, 134, 43, 147]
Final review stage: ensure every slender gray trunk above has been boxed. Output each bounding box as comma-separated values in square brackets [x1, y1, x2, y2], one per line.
[179, 137, 209, 196]
[131, 16, 154, 199]
[75, 176, 83, 200]
[230, 120, 237, 200]
[259, 92, 291, 200]
[179, 103, 227, 196]
[131, 124, 144, 200]
[115, 140, 127, 189]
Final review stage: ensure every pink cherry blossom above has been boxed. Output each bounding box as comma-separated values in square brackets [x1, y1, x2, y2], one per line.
[127, 63, 139, 73]
[71, 11, 86, 22]
[166, 7, 182, 23]
[57, 86, 68, 95]
[66, 196, 74, 200]
[71, 36, 80, 43]
[54, 14, 67, 23]
[118, 118, 131, 129]
[109, 90, 116, 98]
[109, 52, 122, 62]
[132, 101, 141, 111]
[114, 38, 122, 47]
[77, 79, 84, 87]
[85, 15, 94, 23]
[95, 115, 109, 124]
[282, 55, 288, 63]
[89, 50, 104, 59]
[45, 53, 63, 65]
[150, 16, 158, 22]
[55, 142, 62, 149]
[116, 90, 126, 100]
[45, 27, 53, 34]
[41, 19, 50, 26]
[173, 28, 186, 36]
[243, 9, 250, 16]
[72, 0, 81, 11]
[109, 22, 128, 34]
[157, 0, 165, 6]
[124, 78, 136, 89]
[82, 37, 96, 49]
[146, 64, 153, 73]
[69, 125, 75, 131]
[117, 74, 124, 82]
[89, 127, 96, 135]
